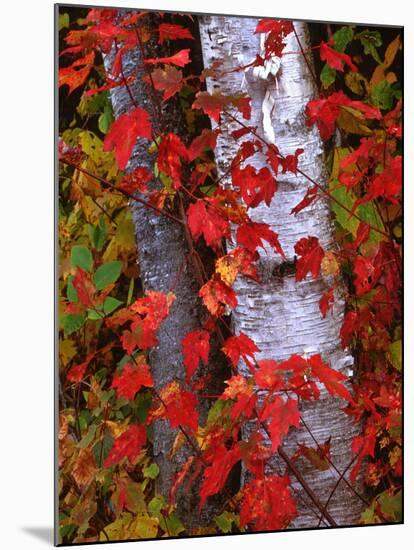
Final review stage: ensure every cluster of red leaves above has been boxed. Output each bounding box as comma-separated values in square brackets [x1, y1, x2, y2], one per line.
[59, 8, 402, 539]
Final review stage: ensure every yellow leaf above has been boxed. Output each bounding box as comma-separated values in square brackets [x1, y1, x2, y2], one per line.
[384, 35, 401, 69]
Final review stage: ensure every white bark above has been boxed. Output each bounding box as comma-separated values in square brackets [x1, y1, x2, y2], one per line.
[199, 16, 364, 528]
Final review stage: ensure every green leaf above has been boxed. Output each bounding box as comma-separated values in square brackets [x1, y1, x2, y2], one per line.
[371, 80, 399, 110]
[387, 340, 402, 371]
[98, 105, 114, 135]
[103, 296, 123, 315]
[93, 432, 114, 466]
[58, 13, 69, 31]
[63, 314, 85, 336]
[148, 495, 166, 517]
[329, 180, 385, 243]
[214, 511, 238, 533]
[321, 63, 336, 89]
[143, 463, 160, 479]
[93, 261, 122, 291]
[378, 490, 402, 522]
[88, 217, 107, 251]
[66, 275, 78, 303]
[70, 245, 93, 272]
[333, 26, 354, 52]
[357, 30, 382, 64]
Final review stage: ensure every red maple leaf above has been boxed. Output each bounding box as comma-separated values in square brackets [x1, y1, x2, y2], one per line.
[104, 424, 147, 467]
[255, 20, 293, 58]
[152, 381, 199, 431]
[320, 41, 357, 72]
[291, 186, 318, 215]
[259, 396, 301, 450]
[103, 107, 152, 170]
[59, 51, 96, 95]
[157, 132, 188, 189]
[149, 66, 184, 100]
[182, 330, 210, 381]
[240, 475, 297, 530]
[222, 332, 260, 369]
[319, 287, 334, 318]
[221, 374, 257, 420]
[187, 129, 218, 161]
[199, 276, 238, 317]
[187, 200, 230, 249]
[120, 318, 158, 355]
[144, 49, 191, 67]
[72, 267, 96, 307]
[118, 167, 152, 194]
[232, 165, 277, 208]
[353, 256, 378, 296]
[199, 444, 241, 508]
[308, 354, 353, 402]
[67, 352, 95, 383]
[254, 359, 284, 390]
[158, 23, 193, 44]
[237, 222, 285, 258]
[294, 236, 324, 281]
[340, 310, 358, 348]
[111, 358, 154, 400]
[306, 91, 381, 140]
[130, 290, 175, 331]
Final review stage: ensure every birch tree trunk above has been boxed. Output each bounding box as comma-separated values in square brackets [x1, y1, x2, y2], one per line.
[199, 16, 365, 528]
[105, 13, 228, 528]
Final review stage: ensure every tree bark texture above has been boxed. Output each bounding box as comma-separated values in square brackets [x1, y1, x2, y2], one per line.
[198, 16, 365, 528]
[105, 13, 228, 528]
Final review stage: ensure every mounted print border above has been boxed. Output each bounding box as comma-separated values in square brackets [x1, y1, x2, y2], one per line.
[55, 3, 403, 545]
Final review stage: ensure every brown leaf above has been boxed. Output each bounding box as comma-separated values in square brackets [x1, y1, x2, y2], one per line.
[73, 448, 96, 489]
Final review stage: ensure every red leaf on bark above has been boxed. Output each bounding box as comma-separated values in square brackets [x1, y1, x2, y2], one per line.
[200, 444, 241, 508]
[187, 200, 230, 249]
[130, 290, 175, 331]
[291, 186, 318, 215]
[294, 236, 324, 281]
[232, 165, 278, 208]
[221, 374, 257, 420]
[280, 148, 304, 175]
[255, 360, 284, 390]
[259, 396, 301, 451]
[118, 167, 152, 194]
[199, 276, 238, 317]
[320, 41, 357, 72]
[255, 20, 293, 58]
[340, 311, 358, 348]
[157, 132, 188, 189]
[111, 358, 154, 400]
[240, 475, 297, 530]
[152, 381, 199, 431]
[237, 222, 285, 258]
[120, 319, 158, 355]
[187, 129, 218, 161]
[222, 332, 260, 369]
[308, 354, 353, 402]
[104, 424, 147, 467]
[103, 107, 152, 170]
[319, 287, 334, 318]
[150, 66, 184, 100]
[158, 23, 193, 44]
[182, 330, 210, 381]
[144, 49, 191, 67]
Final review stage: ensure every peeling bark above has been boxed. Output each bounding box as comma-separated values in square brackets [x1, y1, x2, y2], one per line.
[198, 16, 365, 527]
[105, 14, 228, 527]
